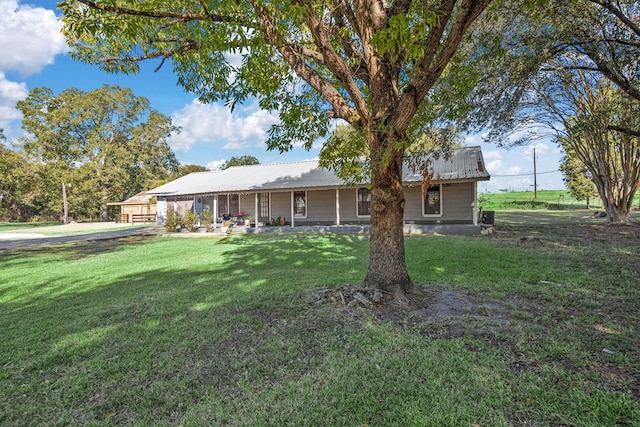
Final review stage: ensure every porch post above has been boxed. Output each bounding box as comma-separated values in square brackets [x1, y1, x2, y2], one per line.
[473, 182, 478, 226]
[335, 188, 340, 225]
[213, 196, 218, 228]
[254, 193, 258, 227]
[290, 191, 295, 227]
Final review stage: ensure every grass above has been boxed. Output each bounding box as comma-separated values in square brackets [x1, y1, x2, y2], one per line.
[0, 222, 60, 232]
[478, 189, 640, 211]
[0, 222, 151, 236]
[0, 216, 638, 426]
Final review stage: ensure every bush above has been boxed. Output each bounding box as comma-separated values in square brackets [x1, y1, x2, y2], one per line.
[201, 207, 214, 231]
[165, 206, 179, 232]
[183, 210, 199, 232]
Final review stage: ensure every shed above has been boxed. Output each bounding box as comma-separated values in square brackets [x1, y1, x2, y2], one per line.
[107, 191, 157, 223]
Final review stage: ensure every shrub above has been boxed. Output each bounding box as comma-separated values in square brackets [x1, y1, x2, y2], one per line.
[165, 206, 179, 232]
[183, 210, 199, 232]
[201, 207, 214, 231]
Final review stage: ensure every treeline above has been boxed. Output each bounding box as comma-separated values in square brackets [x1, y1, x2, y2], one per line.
[0, 86, 181, 222]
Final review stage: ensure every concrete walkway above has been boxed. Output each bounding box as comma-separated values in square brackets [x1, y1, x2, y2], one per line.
[0, 225, 160, 250]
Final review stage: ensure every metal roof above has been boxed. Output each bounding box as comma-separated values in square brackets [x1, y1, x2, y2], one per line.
[107, 191, 155, 206]
[147, 146, 490, 197]
[403, 146, 491, 182]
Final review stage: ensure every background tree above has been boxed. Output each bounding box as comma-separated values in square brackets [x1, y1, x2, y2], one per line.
[178, 164, 208, 176]
[16, 85, 179, 221]
[222, 155, 260, 169]
[0, 146, 29, 220]
[447, 0, 639, 142]
[61, 0, 502, 299]
[559, 148, 599, 209]
[442, 0, 639, 222]
[551, 77, 640, 223]
[319, 124, 369, 185]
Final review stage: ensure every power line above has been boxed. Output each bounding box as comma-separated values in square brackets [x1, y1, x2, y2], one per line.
[490, 169, 561, 177]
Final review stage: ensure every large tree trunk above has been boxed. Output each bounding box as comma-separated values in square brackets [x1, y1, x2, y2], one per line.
[594, 176, 633, 224]
[602, 198, 631, 225]
[363, 141, 413, 300]
[100, 185, 109, 222]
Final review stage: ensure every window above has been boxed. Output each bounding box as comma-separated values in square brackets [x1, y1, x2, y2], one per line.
[293, 191, 306, 217]
[357, 187, 371, 217]
[423, 184, 442, 216]
[259, 192, 269, 219]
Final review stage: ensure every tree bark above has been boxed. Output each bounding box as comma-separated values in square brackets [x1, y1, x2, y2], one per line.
[100, 185, 109, 222]
[602, 196, 631, 225]
[363, 137, 413, 300]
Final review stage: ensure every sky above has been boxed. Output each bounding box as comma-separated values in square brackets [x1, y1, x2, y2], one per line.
[0, 0, 566, 193]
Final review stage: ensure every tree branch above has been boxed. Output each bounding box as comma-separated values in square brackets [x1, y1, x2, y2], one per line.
[298, 1, 370, 122]
[250, 0, 360, 125]
[395, 0, 492, 130]
[587, 0, 640, 38]
[328, 5, 370, 84]
[387, 0, 412, 17]
[77, 0, 241, 24]
[608, 125, 640, 138]
[100, 46, 197, 64]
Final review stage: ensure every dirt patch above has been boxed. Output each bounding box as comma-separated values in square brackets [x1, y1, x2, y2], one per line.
[308, 284, 522, 339]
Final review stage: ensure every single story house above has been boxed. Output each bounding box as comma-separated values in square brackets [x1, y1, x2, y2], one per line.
[107, 191, 157, 223]
[147, 146, 490, 233]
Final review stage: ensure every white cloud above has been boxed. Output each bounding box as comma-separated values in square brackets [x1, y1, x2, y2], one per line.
[485, 159, 503, 173]
[0, 1, 68, 140]
[0, 71, 28, 136]
[206, 159, 226, 171]
[523, 142, 550, 159]
[168, 100, 280, 152]
[482, 150, 502, 161]
[224, 51, 244, 70]
[0, 0, 68, 76]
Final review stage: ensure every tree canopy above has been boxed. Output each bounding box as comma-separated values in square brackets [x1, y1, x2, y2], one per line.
[61, 0, 507, 298]
[553, 77, 640, 223]
[16, 85, 179, 221]
[441, 0, 640, 222]
[223, 155, 260, 169]
[0, 146, 28, 221]
[451, 0, 640, 141]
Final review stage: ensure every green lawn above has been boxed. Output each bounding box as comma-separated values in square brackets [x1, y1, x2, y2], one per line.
[478, 189, 640, 211]
[0, 222, 60, 232]
[1, 219, 638, 426]
[0, 222, 151, 236]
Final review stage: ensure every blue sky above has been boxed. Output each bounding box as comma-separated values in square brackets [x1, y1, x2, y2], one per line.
[1, 0, 566, 192]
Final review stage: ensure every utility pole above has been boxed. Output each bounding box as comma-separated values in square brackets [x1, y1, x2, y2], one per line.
[533, 147, 537, 200]
[62, 183, 68, 224]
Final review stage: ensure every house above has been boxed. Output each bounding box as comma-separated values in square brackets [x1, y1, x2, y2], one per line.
[147, 146, 490, 233]
[107, 191, 157, 223]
